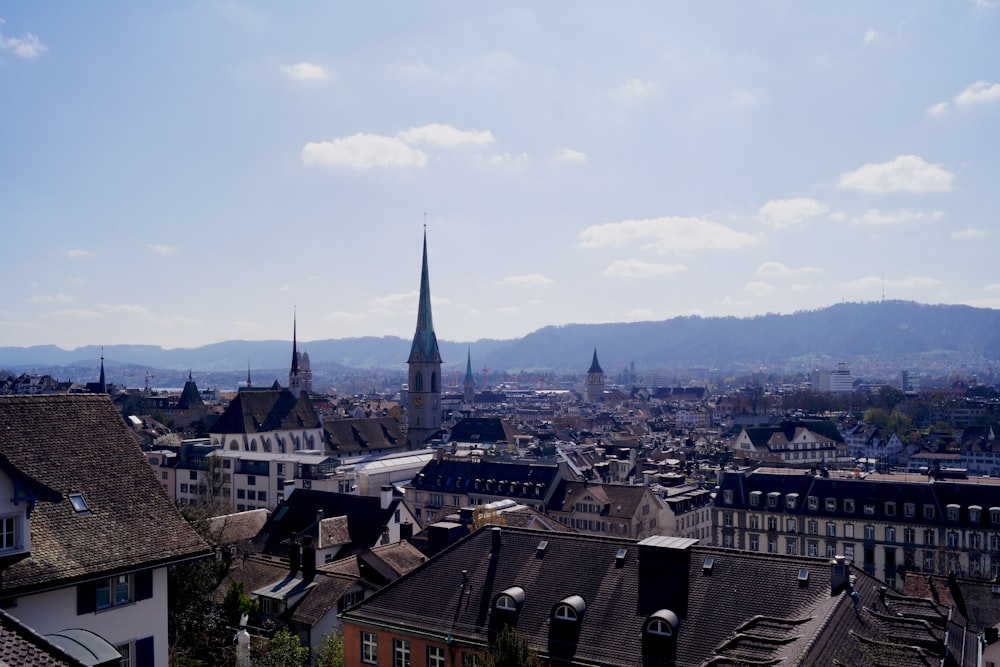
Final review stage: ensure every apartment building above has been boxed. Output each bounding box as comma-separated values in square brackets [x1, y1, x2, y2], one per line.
[714, 467, 1000, 589]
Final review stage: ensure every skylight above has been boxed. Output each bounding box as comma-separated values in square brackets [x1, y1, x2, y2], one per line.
[536, 540, 548, 556]
[69, 493, 89, 514]
[797, 568, 810, 582]
[615, 548, 627, 563]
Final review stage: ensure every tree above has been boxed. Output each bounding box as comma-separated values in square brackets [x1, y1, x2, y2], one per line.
[254, 628, 310, 667]
[471, 505, 507, 531]
[315, 629, 345, 667]
[480, 627, 543, 667]
[221, 580, 259, 630]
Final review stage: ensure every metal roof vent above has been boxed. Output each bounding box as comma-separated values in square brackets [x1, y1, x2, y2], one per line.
[702, 557, 714, 575]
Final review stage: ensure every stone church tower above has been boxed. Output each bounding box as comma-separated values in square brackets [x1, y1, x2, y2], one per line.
[406, 230, 442, 449]
[288, 313, 312, 397]
[586, 347, 605, 404]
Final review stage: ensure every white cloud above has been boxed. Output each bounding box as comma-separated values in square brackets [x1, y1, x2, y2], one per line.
[29, 293, 74, 304]
[837, 155, 954, 193]
[853, 209, 943, 225]
[974, 0, 998, 8]
[488, 152, 529, 166]
[828, 211, 846, 222]
[755, 262, 822, 278]
[0, 20, 46, 58]
[557, 148, 588, 163]
[602, 259, 688, 278]
[955, 80, 1000, 107]
[926, 102, 950, 117]
[370, 291, 417, 310]
[986, 283, 1000, 293]
[579, 216, 761, 254]
[497, 305, 522, 315]
[302, 133, 428, 169]
[281, 62, 328, 80]
[951, 228, 989, 239]
[841, 275, 941, 290]
[397, 123, 495, 148]
[745, 281, 775, 296]
[66, 248, 95, 259]
[729, 89, 758, 109]
[758, 198, 829, 229]
[148, 244, 178, 255]
[500, 274, 554, 287]
[864, 27, 879, 44]
[610, 77, 659, 103]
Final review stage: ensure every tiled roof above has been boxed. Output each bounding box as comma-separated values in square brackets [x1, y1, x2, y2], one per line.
[208, 509, 269, 546]
[0, 609, 88, 667]
[448, 418, 519, 444]
[210, 389, 320, 435]
[409, 458, 560, 500]
[342, 526, 875, 666]
[0, 395, 210, 593]
[546, 481, 652, 518]
[323, 417, 404, 454]
[253, 489, 396, 557]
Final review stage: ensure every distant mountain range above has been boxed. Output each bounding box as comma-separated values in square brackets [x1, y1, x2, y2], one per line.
[2, 301, 999, 377]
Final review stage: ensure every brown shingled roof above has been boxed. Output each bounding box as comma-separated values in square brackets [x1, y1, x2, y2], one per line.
[0, 395, 210, 593]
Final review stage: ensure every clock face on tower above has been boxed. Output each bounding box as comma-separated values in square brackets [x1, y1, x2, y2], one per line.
[412, 395, 424, 408]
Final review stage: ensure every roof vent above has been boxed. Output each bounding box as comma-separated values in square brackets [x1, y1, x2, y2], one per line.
[536, 540, 549, 557]
[702, 557, 714, 575]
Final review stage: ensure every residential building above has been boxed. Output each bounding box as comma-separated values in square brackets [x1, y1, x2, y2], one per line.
[732, 419, 851, 465]
[0, 395, 210, 667]
[714, 467, 1000, 588]
[545, 480, 668, 540]
[340, 525, 962, 666]
[843, 422, 905, 464]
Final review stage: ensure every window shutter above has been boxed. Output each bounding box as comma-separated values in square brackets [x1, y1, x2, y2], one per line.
[76, 581, 96, 615]
[135, 636, 154, 667]
[135, 569, 153, 601]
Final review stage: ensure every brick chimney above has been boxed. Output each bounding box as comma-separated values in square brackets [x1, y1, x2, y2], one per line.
[289, 536, 301, 577]
[831, 555, 850, 595]
[302, 534, 316, 583]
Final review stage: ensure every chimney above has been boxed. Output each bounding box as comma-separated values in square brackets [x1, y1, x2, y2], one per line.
[637, 536, 694, 616]
[283, 479, 296, 500]
[380, 485, 394, 510]
[302, 534, 316, 583]
[831, 555, 850, 595]
[399, 521, 413, 542]
[491, 526, 502, 554]
[458, 507, 475, 525]
[289, 536, 301, 577]
[316, 509, 325, 525]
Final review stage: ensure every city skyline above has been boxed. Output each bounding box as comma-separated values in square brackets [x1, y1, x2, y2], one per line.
[2, 2, 999, 351]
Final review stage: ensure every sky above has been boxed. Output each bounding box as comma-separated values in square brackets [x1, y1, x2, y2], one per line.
[1, 2, 999, 352]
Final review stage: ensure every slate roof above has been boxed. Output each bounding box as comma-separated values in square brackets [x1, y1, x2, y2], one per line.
[448, 417, 519, 445]
[323, 417, 404, 455]
[0, 608, 88, 667]
[208, 509, 269, 546]
[342, 526, 883, 666]
[252, 489, 398, 557]
[409, 458, 561, 501]
[546, 480, 654, 520]
[0, 395, 210, 593]
[210, 389, 320, 435]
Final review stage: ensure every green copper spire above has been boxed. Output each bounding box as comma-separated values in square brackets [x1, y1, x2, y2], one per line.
[465, 348, 474, 383]
[408, 229, 441, 363]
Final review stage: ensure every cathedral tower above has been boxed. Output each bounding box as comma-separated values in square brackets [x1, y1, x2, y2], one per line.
[463, 348, 476, 406]
[586, 347, 605, 404]
[406, 230, 442, 449]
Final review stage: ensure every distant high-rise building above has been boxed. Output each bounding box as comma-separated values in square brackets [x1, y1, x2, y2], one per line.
[406, 230, 443, 449]
[586, 348, 605, 403]
[812, 361, 854, 392]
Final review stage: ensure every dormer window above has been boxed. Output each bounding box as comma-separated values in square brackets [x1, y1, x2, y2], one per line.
[723, 490, 733, 505]
[494, 587, 525, 612]
[947, 504, 960, 521]
[807, 496, 819, 510]
[767, 492, 780, 509]
[69, 493, 90, 514]
[552, 595, 586, 622]
[844, 499, 855, 513]
[644, 610, 679, 637]
[749, 491, 761, 507]
[969, 506, 981, 523]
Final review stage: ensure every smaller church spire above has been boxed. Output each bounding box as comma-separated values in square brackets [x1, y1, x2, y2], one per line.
[98, 347, 106, 394]
[588, 347, 604, 374]
[247, 360, 252, 389]
[291, 307, 300, 373]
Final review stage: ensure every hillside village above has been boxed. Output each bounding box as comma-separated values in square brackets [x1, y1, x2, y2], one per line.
[1, 235, 999, 666]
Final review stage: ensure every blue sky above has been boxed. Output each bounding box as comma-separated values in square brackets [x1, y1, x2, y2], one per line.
[1, 2, 998, 352]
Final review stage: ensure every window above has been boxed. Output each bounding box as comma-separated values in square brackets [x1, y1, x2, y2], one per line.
[722, 534, 734, 548]
[844, 524, 854, 539]
[554, 604, 578, 621]
[767, 537, 777, 553]
[947, 505, 960, 521]
[923, 528, 935, 546]
[970, 532, 982, 549]
[990, 507, 1000, 524]
[864, 525, 875, 541]
[749, 491, 761, 507]
[923, 504, 935, 520]
[749, 534, 759, 551]
[247, 476, 256, 486]
[276, 463, 285, 475]
[98, 575, 131, 610]
[786, 540, 797, 555]
[826, 522, 837, 537]
[767, 493, 779, 509]
[180, 484, 189, 494]
[786, 494, 798, 510]
[947, 531, 959, 548]
[826, 544, 837, 557]
[885, 501, 896, 516]
[749, 515, 760, 530]
[808, 496, 819, 510]
[767, 517, 777, 531]
[904, 503, 915, 518]
[428, 646, 445, 667]
[646, 619, 674, 636]
[723, 512, 733, 527]
[885, 526, 896, 543]
[808, 520, 818, 535]
[826, 498, 837, 512]
[189, 470, 198, 481]
[393, 638, 411, 667]
[786, 518, 797, 533]
[970, 506, 981, 523]
[844, 545, 855, 560]
[904, 527, 915, 543]
[258, 492, 266, 503]
[361, 633, 378, 664]
[808, 541, 819, 557]
[723, 490, 733, 504]
[79, 570, 152, 614]
[844, 499, 855, 513]
[0, 516, 18, 552]
[237, 489, 245, 499]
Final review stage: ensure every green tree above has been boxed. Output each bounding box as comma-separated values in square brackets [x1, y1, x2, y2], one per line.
[221, 580, 259, 630]
[255, 628, 310, 667]
[315, 629, 345, 667]
[480, 627, 543, 667]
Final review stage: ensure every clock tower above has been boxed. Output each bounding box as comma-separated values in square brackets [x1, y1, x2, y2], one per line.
[586, 347, 605, 404]
[406, 229, 443, 449]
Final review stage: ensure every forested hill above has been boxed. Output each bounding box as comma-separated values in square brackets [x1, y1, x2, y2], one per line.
[2, 301, 998, 373]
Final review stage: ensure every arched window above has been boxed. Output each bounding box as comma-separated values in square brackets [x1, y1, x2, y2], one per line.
[494, 587, 525, 612]
[554, 605, 577, 621]
[643, 610, 679, 638]
[551, 595, 586, 622]
[414, 372, 424, 392]
[431, 372, 438, 392]
[646, 619, 673, 636]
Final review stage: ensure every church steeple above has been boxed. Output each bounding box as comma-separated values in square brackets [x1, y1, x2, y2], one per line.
[406, 228, 443, 449]
[586, 347, 605, 404]
[463, 347, 475, 405]
[98, 347, 106, 394]
[289, 310, 302, 397]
